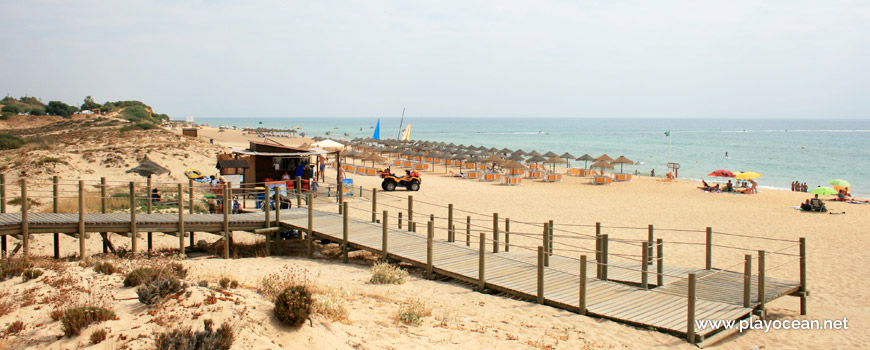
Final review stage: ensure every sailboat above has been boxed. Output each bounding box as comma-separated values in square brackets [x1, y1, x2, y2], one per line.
[400, 123, 412, 141]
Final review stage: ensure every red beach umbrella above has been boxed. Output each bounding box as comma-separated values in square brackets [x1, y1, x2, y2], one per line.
[707, 170, 735, 178]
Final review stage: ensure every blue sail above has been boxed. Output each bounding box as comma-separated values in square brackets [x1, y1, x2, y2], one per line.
[372, 119, 380, 140]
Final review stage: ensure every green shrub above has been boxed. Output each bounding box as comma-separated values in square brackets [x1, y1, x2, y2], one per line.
[370, 262, 407, 284]
[90, 328, 107, 344]
[1, 258, 33, 280]
[137, 276, 187, 305]
[119, 122, 157, 132]
[273, 285, 312, 327]
[28, 107, 45, 116]
[0, 133, 25, 150]
[0, 112, 11, 120]
[1, 105, 20, 114]
[21, 268, 43, 281]
[218, 277, 238, 289]
[396, 299, 431, 326]
[45, 101, 77, 118]
[93, 262, 116, 275]
[123, 263, 186, 287]
[5, 320, 25, 334]
[155, 319, 234, 350]
[60, 306, 117, 337]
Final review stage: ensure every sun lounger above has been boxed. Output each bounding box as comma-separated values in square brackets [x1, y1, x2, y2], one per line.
[614, 173, 632, 182]
[414, 163, 429, 171]
[503, 176, 522, 186]
[568, 168, 584, 176]
[482, 172, 502, 182]
[525, 170, 544, 179]
[365, 167, 377, 176]
[544, 172, 563, 182]
[591, 175, 612, 185]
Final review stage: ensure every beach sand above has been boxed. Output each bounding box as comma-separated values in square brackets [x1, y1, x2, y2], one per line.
[0, 123, 867, 349]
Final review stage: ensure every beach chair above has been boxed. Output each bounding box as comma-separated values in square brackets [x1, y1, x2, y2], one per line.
[503, 176, 522, 186]
[614, 173, 632, 182]
[414, 163, 429, 171]
[544, 172, 563, 182]
[403, 161, 413, 168]
[466, 171, 481, 179]
[810, 198, 827, 212]
[568, 168, 584, 176]
[591, 176, 612, 185]
[482, 172, 502, 182]
[391, 159, 402, 166]
[365, 167, 377, 176]
[526, 170, 544, 179]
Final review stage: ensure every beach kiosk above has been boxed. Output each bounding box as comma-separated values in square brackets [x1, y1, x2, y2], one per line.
[227, 141, 339, 194]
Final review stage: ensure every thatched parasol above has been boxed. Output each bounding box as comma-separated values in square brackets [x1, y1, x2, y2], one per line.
[507, 153, 525, 162]
[126, 157, 170, 177]
[527, 150, 541, 157]
[590, 160, 614, 174]
[560, 152, 575, 167]
[576, 154, 594, 169]
[501, 161, 527, 170]
[595, 154, 614, 162]
[513, 149, 526, 156]
[612, 156, 634, 174]
[543, 151, 558, 158]
[544, 155, 566, 172]
[481, 153, 504, 164]
[526, 155, 546, 165]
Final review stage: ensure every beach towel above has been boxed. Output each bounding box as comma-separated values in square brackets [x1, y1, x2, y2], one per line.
[847, 200, 870, 205]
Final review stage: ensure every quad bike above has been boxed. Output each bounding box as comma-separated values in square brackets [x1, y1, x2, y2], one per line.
[378, 168, 421, 191]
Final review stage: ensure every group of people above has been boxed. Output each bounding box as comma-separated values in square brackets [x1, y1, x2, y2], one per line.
[791, 181, 808, 192]
[698, 179, 757, 194]
[800, 194, 827, 212]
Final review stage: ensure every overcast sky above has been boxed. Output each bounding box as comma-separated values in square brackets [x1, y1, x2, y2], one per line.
[1, 1, 868, 119]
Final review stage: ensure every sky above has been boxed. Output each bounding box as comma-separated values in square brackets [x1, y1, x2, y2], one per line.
[1, 1, 868, 119]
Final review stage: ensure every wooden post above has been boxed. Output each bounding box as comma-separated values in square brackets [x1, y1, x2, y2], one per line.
[799, 237, 807, 315]
[100, 177, 108, 254]
[342, 202, 349, 263]
[426, 220, 434, 277]
[466, 216, 471, 247]
[264, 186, 271, 227]
[705, 227, 712, 270]
[595, 222, 601, 275]
[275, 183, 280, 225]
[579, 255, 587, 315]
[548, 219, 554, 258]
[78, 181, 86, 260]
[296, 176, 302, 207]
[188, 179, 194, 247]
[478, 233, 486, 292]
[262, 186, 271, 256]
[430, 213, 434, 223]
[371, 188, 377, 223]
[687, 273, 697, 343]
[223, 183, 230, 258]
[641, 241, 649, 289]
[656, 239, 664, 287]
[0, 174, 4, 259]
[537, 246, 545, 304]
[177, 184, 185, 257]
[307, 193, 314, 258]
[647, 224, 654, 265]
[492, 212, 499, 253]
[447, 204, 454, 242]
[129, 182, 137, 253]
[407, 195, 414, 232]
[337, 180, 343, 213]
[505, 218, 510, 252]
[398, 212, 403, 230]
[542, 222, 550, 267]
[147, 175, 153, 255]
[601, 234, 609, 280]
[21, 179, 29, 258]
[381, 210, 388, 260]
[743, 254, 752, 308]
[758, 250, 766, 318]
[54, 176, 60, 259]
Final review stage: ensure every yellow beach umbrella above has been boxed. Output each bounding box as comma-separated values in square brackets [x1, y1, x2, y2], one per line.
[735, 172, 762, 180]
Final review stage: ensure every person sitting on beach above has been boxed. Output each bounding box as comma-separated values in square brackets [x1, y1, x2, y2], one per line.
[151, 188, 161, 203]
[810, 194, 827, 212]
[725, 180, 734, 192]
[800, 199, 812, 211]
[698, 180, 711, 190]
[836, 190, 850, 201]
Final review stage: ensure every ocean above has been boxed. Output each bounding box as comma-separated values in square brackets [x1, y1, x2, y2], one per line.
[196, 117, 870, 197]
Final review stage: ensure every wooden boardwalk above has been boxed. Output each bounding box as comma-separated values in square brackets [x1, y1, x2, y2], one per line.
[0, 208, 802, 344]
